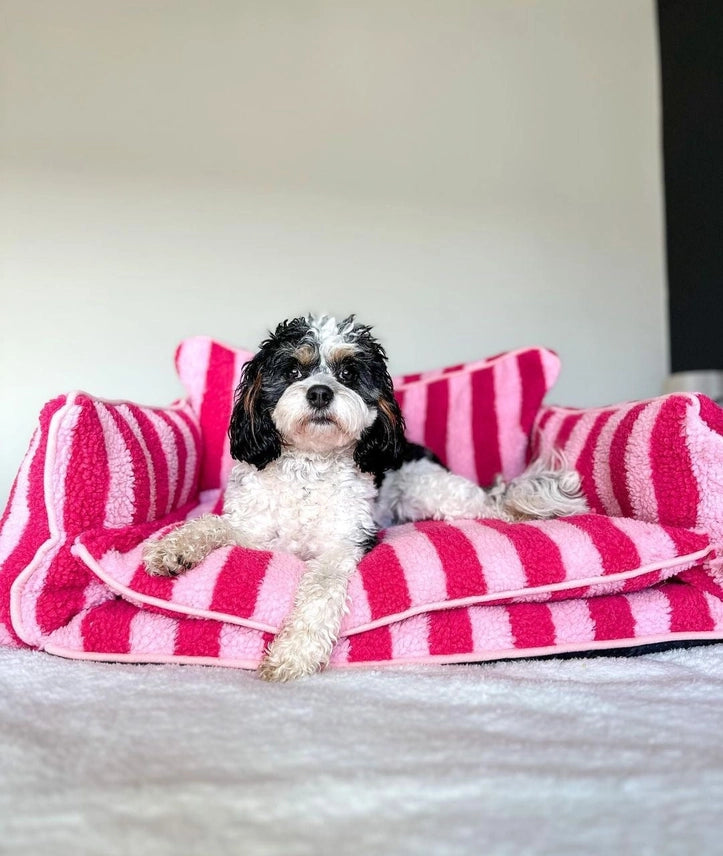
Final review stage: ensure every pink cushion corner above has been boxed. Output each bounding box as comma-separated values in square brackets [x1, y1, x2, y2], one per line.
[1, 392, 204, 648]
[175, 335, 561, 490]
[0, 395, 68, 646]
[531, 392, 723, 545]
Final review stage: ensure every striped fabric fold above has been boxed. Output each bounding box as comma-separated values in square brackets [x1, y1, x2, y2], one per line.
[56, 393, 203, 534]
[40, 574, 723, 669]
[175, 338, 254, 491]
[63, 512, 713, 642]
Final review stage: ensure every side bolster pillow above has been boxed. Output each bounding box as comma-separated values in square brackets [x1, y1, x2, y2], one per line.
[531, 393, 723, 547]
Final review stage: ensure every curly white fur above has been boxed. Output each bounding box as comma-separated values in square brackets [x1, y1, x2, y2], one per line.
[144, 316, 588, 681]
[373, 457, 587, 527]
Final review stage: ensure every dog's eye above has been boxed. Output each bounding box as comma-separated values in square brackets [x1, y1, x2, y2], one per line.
[337, 365, 357, 383]
[285, 365, 303, 381]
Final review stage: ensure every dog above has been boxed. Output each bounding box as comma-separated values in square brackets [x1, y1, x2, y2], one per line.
[143, 315, 588, 681]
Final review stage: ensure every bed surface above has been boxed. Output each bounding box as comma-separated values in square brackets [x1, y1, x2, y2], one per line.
[2, 645, 722, 855]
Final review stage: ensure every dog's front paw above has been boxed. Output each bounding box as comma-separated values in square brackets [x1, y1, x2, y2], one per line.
[142, 540, 197, 577]
[257, 632, 329, 682]
[257, 657, 315, 683]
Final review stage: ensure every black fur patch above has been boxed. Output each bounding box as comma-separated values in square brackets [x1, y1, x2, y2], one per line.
[228, 319, 316, 467]
[357, 528, 380, 555]
[399, 442, 445, 469]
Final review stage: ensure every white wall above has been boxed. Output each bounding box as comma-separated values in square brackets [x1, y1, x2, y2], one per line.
[1, 0, 666, 504]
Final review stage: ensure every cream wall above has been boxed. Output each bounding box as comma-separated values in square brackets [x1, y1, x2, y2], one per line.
[1, 0, 665, 503]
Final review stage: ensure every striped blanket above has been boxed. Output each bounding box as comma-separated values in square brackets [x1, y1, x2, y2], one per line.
[2, 341, 723, 668]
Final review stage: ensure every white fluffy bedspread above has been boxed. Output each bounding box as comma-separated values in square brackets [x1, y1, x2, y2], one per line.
[2, 645, 722, 855]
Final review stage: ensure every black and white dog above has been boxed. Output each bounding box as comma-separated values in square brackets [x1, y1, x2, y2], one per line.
[144, 315, 587, 680]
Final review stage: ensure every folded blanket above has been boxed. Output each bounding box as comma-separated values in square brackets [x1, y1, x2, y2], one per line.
[70, 509, 712, 633]
[29, 569, 723, 669]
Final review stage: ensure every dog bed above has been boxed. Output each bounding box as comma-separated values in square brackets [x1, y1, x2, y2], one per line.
[2, 339, 723, 668]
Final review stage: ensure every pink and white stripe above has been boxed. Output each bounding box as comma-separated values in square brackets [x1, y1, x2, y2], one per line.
[0, 426, 43, 568]
[532, 393, 723, 546]
[395, 347, 559, 485]
[57, 513, 713, 647]
[37, 573, 723, 669]
[93, 401, 139, 528]
[444, 370, 476, 480]
[2, 392, 203, 648]
[0, 396, 67, 645]
[175, 337, 253, 491]
[117, 403, 159, 520]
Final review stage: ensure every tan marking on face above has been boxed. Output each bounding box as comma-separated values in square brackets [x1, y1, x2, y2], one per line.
[293, 343, 318, 365]
[326, 344, 359, 364]
[377, 396, 398, 427]
[243, 372, 264, 435]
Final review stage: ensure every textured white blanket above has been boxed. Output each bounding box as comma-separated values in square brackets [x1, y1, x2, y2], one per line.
[1, 645, 722, 855]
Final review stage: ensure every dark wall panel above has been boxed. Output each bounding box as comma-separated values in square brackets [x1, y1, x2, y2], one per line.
[658, 0, 723, 373]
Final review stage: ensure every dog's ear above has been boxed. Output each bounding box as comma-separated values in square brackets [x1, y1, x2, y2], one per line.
[228, 354, 282, 469]
[354, 377, 406, 479]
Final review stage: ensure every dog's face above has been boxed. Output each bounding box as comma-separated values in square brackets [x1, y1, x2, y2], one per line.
[229, 315, 406, 475]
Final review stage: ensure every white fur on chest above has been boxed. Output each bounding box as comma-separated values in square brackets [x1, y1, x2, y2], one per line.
[223, 451, 378, 560]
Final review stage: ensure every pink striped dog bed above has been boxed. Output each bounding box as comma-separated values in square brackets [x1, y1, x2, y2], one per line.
[2, 340, 723, 669]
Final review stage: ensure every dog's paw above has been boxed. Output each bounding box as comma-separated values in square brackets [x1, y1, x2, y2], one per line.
[541, 467, 589, 517]
[257, 632, 329, 682]
[257, 658, 310, 683]
[257, 653, 322, 683]
[502, 462, 589, 521]
[142, 540, 196, 577]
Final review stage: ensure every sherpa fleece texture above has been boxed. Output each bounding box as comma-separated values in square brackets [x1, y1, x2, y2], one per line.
[3, 644, 722, 856]
[2, 346, 723, 668]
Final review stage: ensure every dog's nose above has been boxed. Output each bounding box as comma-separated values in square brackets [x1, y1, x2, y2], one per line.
[306, 384, 334, 410]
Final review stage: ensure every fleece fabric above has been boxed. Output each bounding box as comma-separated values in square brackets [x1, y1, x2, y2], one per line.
[2, 643, 722, 856]
[2, 347, 723, 668]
